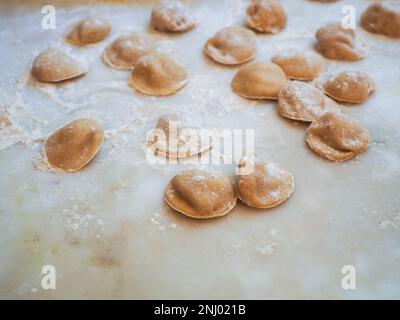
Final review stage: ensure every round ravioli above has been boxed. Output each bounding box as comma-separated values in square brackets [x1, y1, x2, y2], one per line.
[44, 119, 104, 172]
[31, 48, 88, 83]
[129, 52, 188, 96]
[323, 71, 375, 104]
[278, 81, 339, 122]
[204, 26, 257, 65]
[151, 0, 196, 32]
[147, 117, 212, 159]
[246, 0, 287, 34]
[232, 61, 287, 100]
[236, 155, 294, 209]
[316, 22, 364, 61]
[361, 3, 400, 38]
[165, 170, 237, 219]
[65, 17, 111, 46]
[102, 34, 155, 70]
[306, 112, 370, 162]
[271, 50, 325, 81]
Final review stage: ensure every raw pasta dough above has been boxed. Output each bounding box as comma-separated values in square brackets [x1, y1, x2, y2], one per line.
[361, 3, 400, 38]
[278, 81, 338, 122]
[237, 155, 294, 209]
[31, 48, 88, 83]
[147, 117, 212, 159]
[271, 50, 325, 81]
[323, 71, 375, 104]
[129, 52, 188, 96]
[246, 0, 287, 34]
[231, 61, 287, 100]
[65, 17, 111, 46]
[102, 34, 155, 70]
[151, 0, 196, 32]
[44, 119, 104, 172]
[306, 112, 370, 162]
[204, 26, 257, 65]
[316, 22, 364, 61]
[165, 170, 237, 219]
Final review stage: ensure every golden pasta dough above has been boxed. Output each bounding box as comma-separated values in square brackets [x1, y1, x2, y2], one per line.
[65, 17, 111, 46]
[278, 81, 339, 122]
[231, 61, 287, 100]
[102, 34, 155, 70]
[361, 3, 400, 38]
[165, 170, 237, 219]
[147, 117, 212, 159]
[31, 48, 88, 83]
[236, 155, 294, 209]
[306, 112, 370, 162]
[129, 52, 188, 96]
[316, 22, 364, 61]
[246, 0, 287, 34]
[44, 119, 104, 172]
[151, 0, 196, 32]
[323, 71, 375, 104]
[204, 26, 257, 65]
[271, 50, 325, 81]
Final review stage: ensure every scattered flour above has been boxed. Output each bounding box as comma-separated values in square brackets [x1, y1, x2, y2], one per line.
[256, 243, 277, 256]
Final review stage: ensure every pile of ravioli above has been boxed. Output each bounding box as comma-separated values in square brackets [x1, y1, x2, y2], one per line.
[31, 0, 400, 220]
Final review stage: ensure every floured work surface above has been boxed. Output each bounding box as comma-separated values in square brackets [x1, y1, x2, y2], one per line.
[0, 0, 399, 299]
